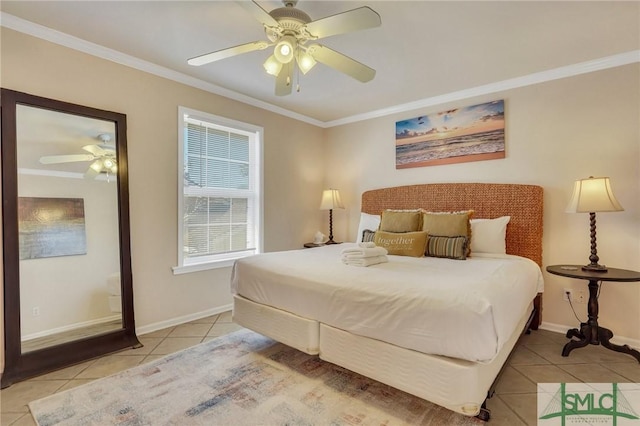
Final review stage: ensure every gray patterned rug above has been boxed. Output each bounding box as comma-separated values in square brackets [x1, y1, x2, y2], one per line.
[29, 329, 481, 425]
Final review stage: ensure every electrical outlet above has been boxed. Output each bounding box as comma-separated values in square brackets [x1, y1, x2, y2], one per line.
[32, 306, 40, 317]
[576, 291, 586, 304]
[563, 288, 573, 302]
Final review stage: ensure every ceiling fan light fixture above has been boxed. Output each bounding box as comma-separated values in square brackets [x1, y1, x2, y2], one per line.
[296, 50, 316, 74]
[263, 55, 283, 76]
[274, 35, 296, 64]
[90, 161, 103, 173]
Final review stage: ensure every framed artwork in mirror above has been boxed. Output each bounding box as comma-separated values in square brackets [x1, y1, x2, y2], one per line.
[18, 197, 87, 260]
[1, 88, 141, 387]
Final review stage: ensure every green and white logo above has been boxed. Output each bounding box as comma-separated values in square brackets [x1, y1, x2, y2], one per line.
[538, 383, 640, 425]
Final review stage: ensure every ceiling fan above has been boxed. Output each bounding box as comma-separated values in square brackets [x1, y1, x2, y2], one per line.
[188, 0, 382, 96]
[39, 134, 118, 179]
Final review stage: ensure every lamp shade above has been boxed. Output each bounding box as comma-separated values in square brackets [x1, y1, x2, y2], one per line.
[320, 189, 344, 210]
[566, 176, 624, 213]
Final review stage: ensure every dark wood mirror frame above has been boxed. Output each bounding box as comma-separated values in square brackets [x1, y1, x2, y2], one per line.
[1, 88, 141, 388]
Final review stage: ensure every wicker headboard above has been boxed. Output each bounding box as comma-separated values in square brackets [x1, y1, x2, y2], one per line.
[361, 183, 543, 266]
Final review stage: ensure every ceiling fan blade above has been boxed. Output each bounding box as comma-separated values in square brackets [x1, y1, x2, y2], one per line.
[188, 41, 270, 66]
[237, 0, 279, 28]
[303, 7, 381, 40]
[275, 61, 293, 96]
[307, 44, 376, 82]
[39, 154, 95, 164]
[82, 144, 111, 156]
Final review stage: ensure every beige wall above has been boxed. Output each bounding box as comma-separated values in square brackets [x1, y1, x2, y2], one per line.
[1, 25, 639, 376]
[0, 28, 326, 342]
[325, 64, 640, 342]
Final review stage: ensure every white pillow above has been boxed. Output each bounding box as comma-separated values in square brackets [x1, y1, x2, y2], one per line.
[356, 212, 381, 243]
[470, 216, 511, 254]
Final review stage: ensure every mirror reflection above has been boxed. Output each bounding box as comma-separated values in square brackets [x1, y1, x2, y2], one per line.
[16, 105, 123, 353]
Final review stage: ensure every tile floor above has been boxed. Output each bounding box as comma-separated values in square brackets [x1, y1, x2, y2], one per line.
[1, 313, 638, 426]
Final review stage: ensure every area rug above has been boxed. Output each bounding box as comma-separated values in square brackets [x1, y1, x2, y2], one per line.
[29, 329, 481, 425]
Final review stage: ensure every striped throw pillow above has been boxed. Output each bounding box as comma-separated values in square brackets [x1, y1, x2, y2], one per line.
[362, 229, 376, 243]
[425, 236, 468, 260]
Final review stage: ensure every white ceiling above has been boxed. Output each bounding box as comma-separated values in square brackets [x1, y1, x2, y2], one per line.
[1, 1, 639, 125]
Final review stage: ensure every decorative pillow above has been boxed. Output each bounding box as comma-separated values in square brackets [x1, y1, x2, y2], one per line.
[422, 210, 473, 255]
[356, 212, 381, 243]
[425, 236, 468, 260]
[379, 209, 423, 233]
[374, 230, 428, 257]
[362, 229, 376, 243]
[470, 216, 511, 254]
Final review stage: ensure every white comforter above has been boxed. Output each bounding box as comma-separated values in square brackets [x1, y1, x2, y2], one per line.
[231, 243, 543, 362]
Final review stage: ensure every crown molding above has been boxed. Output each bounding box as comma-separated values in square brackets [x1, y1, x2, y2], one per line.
[2, 12, 638, 129]
[0, 12, 324, 128]
[326, 50, 640, 127]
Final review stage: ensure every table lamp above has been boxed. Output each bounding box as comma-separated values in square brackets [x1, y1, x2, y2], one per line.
[565, 176, 623, 272]
[320, 189, 344, 244]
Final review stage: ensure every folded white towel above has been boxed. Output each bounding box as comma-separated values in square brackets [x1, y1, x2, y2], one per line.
[358, 242, 376, 248]
[342, 255, 388, 267]
[340, 247, 388, 258]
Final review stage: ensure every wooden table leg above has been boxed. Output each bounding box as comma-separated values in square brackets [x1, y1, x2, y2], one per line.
[598, 326, 640, 363]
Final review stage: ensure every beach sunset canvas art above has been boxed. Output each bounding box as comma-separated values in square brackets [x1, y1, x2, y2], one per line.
[395, 100, 505, 168]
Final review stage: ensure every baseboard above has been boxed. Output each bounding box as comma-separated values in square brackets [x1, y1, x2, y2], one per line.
[540, 321, 640, 349]
[136, 304, 233, 336]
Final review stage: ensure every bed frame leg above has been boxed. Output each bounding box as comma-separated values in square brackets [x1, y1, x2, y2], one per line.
[476, 400, 491, 422]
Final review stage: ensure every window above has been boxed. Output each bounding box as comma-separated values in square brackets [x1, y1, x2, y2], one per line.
[173, 107, 263, 274]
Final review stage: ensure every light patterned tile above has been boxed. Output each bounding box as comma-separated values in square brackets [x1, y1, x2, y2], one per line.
[216, 311, 233, 323]
[74, 354, 145, 379]
[139, 327, 175, 338]
[55, 379, 95, 392]
[495, 366, 537, 394]
[520, 329, 568, 347]
[7, 413, 37, 426]
[558, 363, 631, 383]
[28, 360, 95, 381]
[497, 394, 538, 425]
[513, 365, 580, 383]
[189, 315, 219, 324]
[0, 380, 67, 413]
[149, 337, 203, 355]
[485, 394, 527, 426]
[526, 344, 593, 365]
[168, 323, 212, 338]
[207, 322, 244, 337]
[141, 355, 168, 364]
[509, 345, 550, 366]
[2, 412, 27, 425]
[602, 362, 640, 382]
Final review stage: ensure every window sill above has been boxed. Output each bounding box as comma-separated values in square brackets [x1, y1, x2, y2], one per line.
[172, 259, 236, 275]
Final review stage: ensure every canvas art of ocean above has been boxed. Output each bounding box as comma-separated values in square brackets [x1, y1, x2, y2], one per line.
[395, 100, 505, 168]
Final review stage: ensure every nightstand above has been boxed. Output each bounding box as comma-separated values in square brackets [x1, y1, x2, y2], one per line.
[546, 264, 640, 363]
[303, 242, 325, 248]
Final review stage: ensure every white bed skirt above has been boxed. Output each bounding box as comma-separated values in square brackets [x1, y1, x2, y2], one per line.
[233, 295, 533, 417]
[233, 296, 319, 354]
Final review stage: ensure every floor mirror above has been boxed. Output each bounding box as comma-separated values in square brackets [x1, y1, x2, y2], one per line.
[1, 89, 141, 387]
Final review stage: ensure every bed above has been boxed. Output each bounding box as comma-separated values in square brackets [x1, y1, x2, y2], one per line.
[231, 183, 544, 420]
